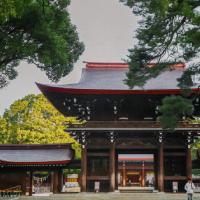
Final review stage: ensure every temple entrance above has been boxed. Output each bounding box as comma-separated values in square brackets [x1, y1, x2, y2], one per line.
[117, 154, 155, 189]
[32, 172, 52, 194]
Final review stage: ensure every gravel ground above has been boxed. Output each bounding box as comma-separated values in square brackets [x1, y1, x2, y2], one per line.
[19, 192, 200, 200]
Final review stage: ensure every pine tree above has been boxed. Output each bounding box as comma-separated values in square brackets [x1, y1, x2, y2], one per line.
[121, 0, 200, 128]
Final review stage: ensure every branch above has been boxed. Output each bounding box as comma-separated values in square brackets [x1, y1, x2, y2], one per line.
[151, 16, 186, 61]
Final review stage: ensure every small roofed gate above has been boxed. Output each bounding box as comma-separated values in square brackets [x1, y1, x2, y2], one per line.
[37, 62, 200, 192]
[0, 144, 74, 195]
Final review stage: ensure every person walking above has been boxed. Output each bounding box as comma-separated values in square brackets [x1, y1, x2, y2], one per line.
[184, 178, 195, 200]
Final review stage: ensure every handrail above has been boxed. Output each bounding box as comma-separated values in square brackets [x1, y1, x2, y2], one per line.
[0, 185, 21, 192]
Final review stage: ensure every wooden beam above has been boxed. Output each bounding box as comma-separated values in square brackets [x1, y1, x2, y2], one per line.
[81, 147, 87, 192]
[158, 143, 164, 192]
[87, 152, 110, 156]
[164, 176, 187, 181]
[69, 120, 200, 130]
[110, 143, 115, 192]
[164, 152, 185, 156]
[116, 145, 157, 150]
[87, 176, 109, 180]
[67, 127, 200, 131]
[118, 165, 153, 170]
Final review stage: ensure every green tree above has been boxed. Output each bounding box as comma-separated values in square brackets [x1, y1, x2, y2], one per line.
[0, 116, 9, 143]
[121, 0, 200, 128]
[0, 0, 84, 88]
[1, 94, 81, 158]
[159, 96, 193, 130]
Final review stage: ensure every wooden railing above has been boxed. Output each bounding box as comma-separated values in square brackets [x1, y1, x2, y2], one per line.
[70, 120, 200, 128]
[0, 185, 22, 199]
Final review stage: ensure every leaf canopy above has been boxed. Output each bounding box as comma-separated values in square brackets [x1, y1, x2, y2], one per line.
[121, 0, 200, 128]
[121, 0, 200, 88]
[0, 0, 84, 88]
[1, 94, 81, 158]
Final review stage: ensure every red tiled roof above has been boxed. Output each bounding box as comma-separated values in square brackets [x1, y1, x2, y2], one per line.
[36, 61, 197, 95]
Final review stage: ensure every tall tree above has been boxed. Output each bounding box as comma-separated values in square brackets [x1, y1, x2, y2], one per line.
[121, 0, 200, 128]
[0, 0, 84, 88]
[1, 94, 81, 158]
[0, 116, 9, 143]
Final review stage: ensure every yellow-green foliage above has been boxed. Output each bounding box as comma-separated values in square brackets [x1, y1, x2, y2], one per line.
[0, 116, 9, 143]
[1, 94, 81, 158]
[188, 117, 200, 125]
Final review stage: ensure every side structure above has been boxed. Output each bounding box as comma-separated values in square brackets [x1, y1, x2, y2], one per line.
[0, 144, 74, 195]
[37, 62, 200, 192]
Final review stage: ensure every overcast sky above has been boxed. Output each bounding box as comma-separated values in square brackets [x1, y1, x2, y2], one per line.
[0, 0, 138, 115]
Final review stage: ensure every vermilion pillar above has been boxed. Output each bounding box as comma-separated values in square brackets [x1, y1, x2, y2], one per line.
[141, 161, 145, 187]
[122, 161, 126, 187]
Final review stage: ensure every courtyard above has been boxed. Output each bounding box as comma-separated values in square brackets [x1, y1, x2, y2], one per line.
[19, 193, 200, 200]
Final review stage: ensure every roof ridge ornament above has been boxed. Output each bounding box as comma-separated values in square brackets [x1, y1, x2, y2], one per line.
[83, 61, 185, 70]
[83, 61, 128, 69]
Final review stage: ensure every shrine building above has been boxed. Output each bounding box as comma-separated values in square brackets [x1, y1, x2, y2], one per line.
[0, 144, 74, 195]
[37, 62, 200, 192]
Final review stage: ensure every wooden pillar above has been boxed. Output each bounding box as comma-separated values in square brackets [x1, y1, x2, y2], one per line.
[110, 143, 115, 191]
[21, 172, 27, 195]
[53, 170, 59, 193]
[81, 147, 87, 192]
[158, 143, 164, 192]
[58, 169, 63, 193]
[141, 161, 145, 187]
[186, 147, 192, 179]
[115, 157, 118, 190]
[50, 172, 54, 192]
[186, 133, 192, 180]
[29, 171, 33, 196]
[122, 161, 126, 187]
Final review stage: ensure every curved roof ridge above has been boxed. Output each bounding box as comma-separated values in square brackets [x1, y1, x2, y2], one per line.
[83, 61, 128, 69]
[83, 61, 186, 71]
[36, 61, 191, 95]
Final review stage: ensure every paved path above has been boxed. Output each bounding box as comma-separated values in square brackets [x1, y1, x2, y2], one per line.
[19, 193, 200, 200]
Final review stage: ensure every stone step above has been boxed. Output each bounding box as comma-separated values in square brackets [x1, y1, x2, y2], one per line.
[118, 186, 154, 193]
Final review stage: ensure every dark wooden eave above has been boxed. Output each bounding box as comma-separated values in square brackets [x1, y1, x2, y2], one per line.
[36, 83, 200, 95]
[67, 121, 200, 133]
[67, 127, 200, 133]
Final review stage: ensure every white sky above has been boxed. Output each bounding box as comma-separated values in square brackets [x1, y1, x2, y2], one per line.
[0, 0, 138, 115]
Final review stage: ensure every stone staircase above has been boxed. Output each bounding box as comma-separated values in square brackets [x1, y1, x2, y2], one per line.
[118, 186, 154, 193]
